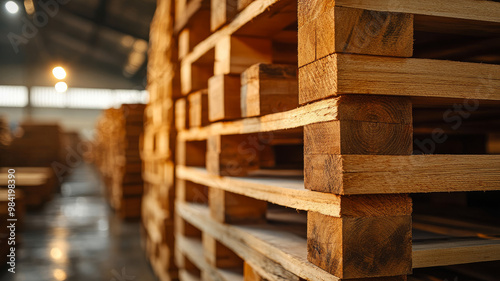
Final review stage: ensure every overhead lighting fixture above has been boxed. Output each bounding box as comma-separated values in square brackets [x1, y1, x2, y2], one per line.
[52, 66, 67, 80]
[55, 82, 68, 93]
[5, 1, 19, 14]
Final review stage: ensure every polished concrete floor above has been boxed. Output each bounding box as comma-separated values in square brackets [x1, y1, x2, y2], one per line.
[0, 164, 157, 281]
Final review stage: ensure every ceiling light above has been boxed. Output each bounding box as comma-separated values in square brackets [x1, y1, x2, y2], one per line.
[52, 66, 67, 80]
[55, 82, 68, 93]
[5, 1, 19, 14]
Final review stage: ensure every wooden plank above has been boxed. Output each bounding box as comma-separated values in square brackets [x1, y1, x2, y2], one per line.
[215, 35, 272, 76]
[298, 6, 413, 67]
[183, 0, 296, 68]
[177, 166, 415, 218]
[206, 134, 259, 176]
[308, 211, 412, 279]
[175, 98, 189, 131]
[209, 187, 267, 224]
[208, 74, 242, 122]
[188, 90, 209, 128]
[311, 0, 500, 25]
[413, 239, 500, 268]
[203, 232, 244, 268]
[178, 97, 349, 141]
[241, 63, 298, 117]
[176, 202, 318, 281]
[299, 53, 500, 104]
[306, 154, 500, 194]
[177, 235, 244, 281]
[244, 262, 263, 281]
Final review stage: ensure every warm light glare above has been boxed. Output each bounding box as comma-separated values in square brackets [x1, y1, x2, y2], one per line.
[24, 0, 34, 15]
[53, 269, 67, 280]
[55, 82, 68, 93]
[5, 1, 19, 14]
[50, 248, 63, 260]
[52, 66, 67, 80]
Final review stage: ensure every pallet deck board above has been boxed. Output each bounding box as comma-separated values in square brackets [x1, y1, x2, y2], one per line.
[176, 166, 345, 217]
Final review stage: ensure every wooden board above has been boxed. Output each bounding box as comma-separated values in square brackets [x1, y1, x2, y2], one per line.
[299, 53, 500, 104]
[305, 154, 500, 194]
[241, 63, 298, 117]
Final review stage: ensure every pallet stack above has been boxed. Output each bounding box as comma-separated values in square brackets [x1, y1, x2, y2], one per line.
[5, 121, 63, 167]
[140, 0, 178, 279]
[148, 0, 500, 280]
[0, 116, 11, 166]
[93, 104, 145, 219]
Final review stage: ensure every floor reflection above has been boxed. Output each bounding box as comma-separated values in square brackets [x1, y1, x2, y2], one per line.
[0, 164, 156, 281]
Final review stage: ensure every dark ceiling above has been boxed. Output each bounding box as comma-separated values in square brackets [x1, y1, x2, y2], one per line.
[0, 0, 156, 89]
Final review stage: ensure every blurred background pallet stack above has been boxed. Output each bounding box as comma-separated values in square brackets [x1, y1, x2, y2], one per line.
[93, 104, 146, 219]
[139, 0, 179, 279]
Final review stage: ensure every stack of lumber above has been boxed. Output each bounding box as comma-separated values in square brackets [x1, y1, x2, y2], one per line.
[0, 116, 12, 166]
[139, 0, 179, 279]
[146, 0, 500, 280]
[0, 167, 54, 208]
[4, 121, 63, 167]
[93, 104, 146, 219]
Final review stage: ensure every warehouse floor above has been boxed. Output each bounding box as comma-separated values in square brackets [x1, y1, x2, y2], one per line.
[0, 164, 156, 281]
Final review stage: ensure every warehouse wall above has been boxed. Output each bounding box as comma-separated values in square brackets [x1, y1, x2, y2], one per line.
[0, 107, 101, 139]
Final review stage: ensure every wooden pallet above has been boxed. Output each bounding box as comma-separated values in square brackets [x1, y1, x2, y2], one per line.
[93, 104, 146, 219]
[155, 0, 500, 280]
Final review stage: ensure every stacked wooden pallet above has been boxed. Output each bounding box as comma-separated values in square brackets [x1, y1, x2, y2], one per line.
[166, 0, 500, 280]
[140, 0, 178, 279]
[0, 116, 11, 165]
[93, 104, 146, 219]
[5, 121, 63, 167]
[0, 167, 54, 208]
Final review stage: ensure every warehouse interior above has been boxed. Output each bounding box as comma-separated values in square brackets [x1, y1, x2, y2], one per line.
[1, 0, 500, 280]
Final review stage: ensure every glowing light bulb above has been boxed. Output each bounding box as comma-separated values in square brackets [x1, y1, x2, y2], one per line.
[55, 82, 68, 93]
[52, 66, 67, 80]
[5, 1, 19, 14]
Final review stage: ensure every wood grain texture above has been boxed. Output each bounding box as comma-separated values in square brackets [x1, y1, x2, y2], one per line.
[241, 63, 298, 117]
[183, 0, 296, 70]
[177, 235, 244, 281]
[178, 97, 348, 141]
[206, 134, 260, 176]
[188, 90, 210, 128]
[299, 53, 500, 104]
[209, 187, 267, 224]
[306, 154, 500, 194]
[299, 6, 413, 67]
[308, 212, 412, 279]
[215, 35, 272, 75]
[203, 232, 244, 268]
[177, 202, 321, 281]
[208, 74, 242, 122]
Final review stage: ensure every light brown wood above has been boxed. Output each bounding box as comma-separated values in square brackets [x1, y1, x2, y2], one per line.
[177, 235, 244, 281]
[183, 0, 297, 69]
[298, 6, 413, 67]
[177, 202, 314, 281]
[208, 74, 242, 121]
[175, 98, 189, 131]
[308, 209, 412, 279]
[188, 90, 210, 128]
[306, 154, 500, 194]
[241, 63, 298, 117]
[300, 0, 500, 25]
[299, 53, 500, 104]
[215, 35, 272, 75]
[176, 139, 206, 167]
[203, 232, 244, 268]
[209, 187, 267, 224]
[488, 133, 500, 154]
[244, 262, 263, 281]
[206, 134, 261, 177]
[413, 238, 500, 268]
[179, 97, 350, 141]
